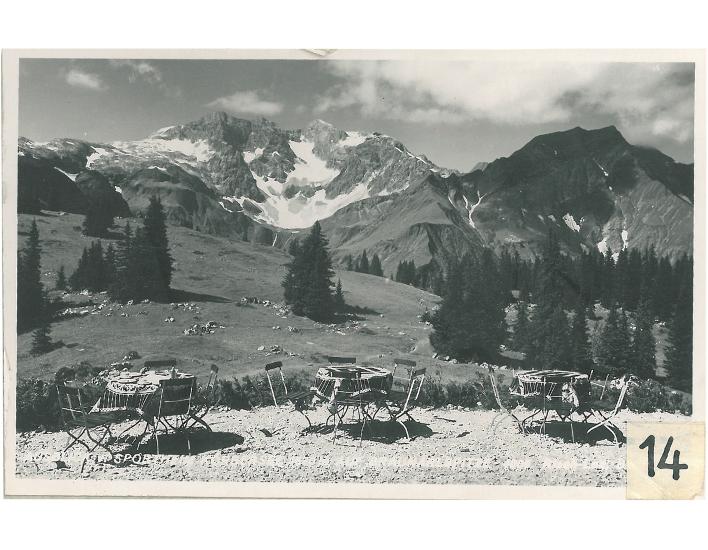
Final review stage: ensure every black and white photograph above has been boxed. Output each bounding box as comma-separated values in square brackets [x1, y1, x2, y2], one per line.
[2, 49, 704, 498]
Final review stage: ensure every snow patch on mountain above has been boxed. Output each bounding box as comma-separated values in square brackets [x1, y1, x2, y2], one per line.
[86, 147, 110, 168]
[54, 167, 78, 181]
[593, 159, 609, 177]
[288, 140, 340, 185]
[339, 132, 368, 148]
[462, 191, 484, 228]
[621, 229, 629, 250]
[249, 169, 370, 228]
[113, 137, 214, 164]
[242, 147, 264, 164]
[597, 237, 608, 254]
[563, 213, 580, 232]
[114, 186, 122, 194]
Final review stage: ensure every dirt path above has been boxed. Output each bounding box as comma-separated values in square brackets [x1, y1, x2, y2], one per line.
[14, 407, 681, 486]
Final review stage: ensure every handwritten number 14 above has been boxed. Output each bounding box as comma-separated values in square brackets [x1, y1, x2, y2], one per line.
[639, 435, 688, 480]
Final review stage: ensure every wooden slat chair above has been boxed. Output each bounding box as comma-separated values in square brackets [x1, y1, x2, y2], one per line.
[379, 361, 426, 441]
[487, 367, 526, 433]
[57, 383, 125, 456]
[264, 361, 316, 429]
[580, 375, 633, 445]
[142, 378, 195, 455]
[185, 365, 220, 432]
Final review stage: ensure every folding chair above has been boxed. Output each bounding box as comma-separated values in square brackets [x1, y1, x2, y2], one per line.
[142, 378, 195, 455]
[487, 367, 526, 434]
[378, 361, 426, 441]
[264, 361, 316, 429]
[581, 375, 632, 445]
[56, 383, 124, 456]
[330, 368, 373, 446]
[185, 365, 220, 432]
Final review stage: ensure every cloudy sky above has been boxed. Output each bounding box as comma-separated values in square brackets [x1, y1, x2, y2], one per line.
[19, 58, 695, 170]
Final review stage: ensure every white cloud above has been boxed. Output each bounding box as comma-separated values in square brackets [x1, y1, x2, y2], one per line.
[206, 90, 283, 116]
[316, 61, 694, 143]
[109, 60, 182, 98]
[65, 69, 106, 91]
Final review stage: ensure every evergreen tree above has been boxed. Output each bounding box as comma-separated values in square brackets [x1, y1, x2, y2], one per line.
[124, 228, 165, 302]
[343, 255, 354, 271]
[30, 322, 53, 355]
[282, 221, 336, 322]
[430, 254, 506, 362]
[569, 306, 594, 374]
[82, 199, 114, 237]
[596, 305, 633, 375]
[631, 293, 657, 379]
[109, 222, 133, 302]
[369, 253, 383, 277]
[143, 196, 173, 292]
[513, 300, 530, 352]
[104, 243, 117, 288]
[665, 267, 693, 391]
[55, 265, 67, 291]
[17, 220, 47, 332]
[334, 278, 345, 310]
[357, 250, 370, 274]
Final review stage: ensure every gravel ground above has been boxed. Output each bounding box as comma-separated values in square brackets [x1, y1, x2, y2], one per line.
[14, 407, 683, 486]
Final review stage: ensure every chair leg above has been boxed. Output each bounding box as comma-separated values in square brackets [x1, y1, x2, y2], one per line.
[396, 418, 411, 441]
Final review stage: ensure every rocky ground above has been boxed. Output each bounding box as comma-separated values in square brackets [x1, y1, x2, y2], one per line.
[13, 406, 683, 486]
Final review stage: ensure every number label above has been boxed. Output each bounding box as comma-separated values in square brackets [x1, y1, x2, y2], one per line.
[639, 435, 688, 481]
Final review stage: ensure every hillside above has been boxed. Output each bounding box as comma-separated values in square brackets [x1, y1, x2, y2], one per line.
[16, 212, 442, 382]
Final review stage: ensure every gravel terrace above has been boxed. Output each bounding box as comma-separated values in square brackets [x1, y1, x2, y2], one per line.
[14, 407, 682, 486]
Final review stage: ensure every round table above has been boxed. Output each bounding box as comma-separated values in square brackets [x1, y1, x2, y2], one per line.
[99, 370, 196, 412]
[514, 370, 590, 405]
[313, 365, 392, 402]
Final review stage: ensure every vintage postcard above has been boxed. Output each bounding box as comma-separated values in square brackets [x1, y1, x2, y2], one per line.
[2, 49, 705, 498]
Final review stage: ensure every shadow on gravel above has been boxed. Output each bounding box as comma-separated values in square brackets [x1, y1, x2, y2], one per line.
[527, 421, 626, 445]
[330, 419, 435, 444]
[135, 431, 245, 455]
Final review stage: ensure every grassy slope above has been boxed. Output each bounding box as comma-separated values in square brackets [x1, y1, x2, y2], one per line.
[18, 212, 464, 383]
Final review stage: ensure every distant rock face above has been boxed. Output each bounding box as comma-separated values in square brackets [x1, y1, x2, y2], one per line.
[18, 118, 693, 277]
[458, 126, 693, 260]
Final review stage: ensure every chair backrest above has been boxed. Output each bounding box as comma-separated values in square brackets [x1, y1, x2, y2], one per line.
[390, 366, 426, 411]
[487, 367, 505, 409]
[57, 383, 89, 424]
[264, 361, 287, 407]
[327, 356, 356, 364]
[613, 376, 632, 413]
[156, 378, 194, 417]
[205, 365, 220, 406]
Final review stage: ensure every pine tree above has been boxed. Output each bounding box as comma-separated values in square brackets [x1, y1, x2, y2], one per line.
[631, 293, 657, 379]
[30, 322, 53, 355]
[369, 253, 383, 277]
[334, 278, 345, 310]
[82, 199, 114, 237]
[104, 243, 117, 289]
[665, 267, 692, 391]
[143, 196, 173, 292]
[109, 222, 133, 302]
[569, 306, 594, 374]
[343, 255, 354, 271]
[282, 221, 336, 322]
[514, 300, 530, 352]
[596, 305, 633, 375]
[125, 228, 165, 302]
[17, 220, 47, 332]
[357, 250, 370, 274]
[55, 265, 67, 291]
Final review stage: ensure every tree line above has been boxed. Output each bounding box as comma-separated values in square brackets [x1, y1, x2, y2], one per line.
[17, 196, 174, 355]
[343, 250, 384, 277]
[429, 230, 693, 392]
